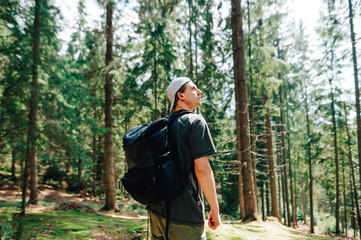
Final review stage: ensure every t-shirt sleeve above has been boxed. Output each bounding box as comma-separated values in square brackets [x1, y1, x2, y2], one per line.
[188, 116, 217, 160]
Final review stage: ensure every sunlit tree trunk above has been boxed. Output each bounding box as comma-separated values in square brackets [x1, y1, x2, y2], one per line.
[102, 0, 119, 212]
[278, 156, 283, 222]
[21, 0, 41, 214]
[261, 181, 265, 220]
[301, 184, 307, 225]
[266, 182, 270, 217]
[188, 0, 194, 79]
[247, 0, 257, 203]
[279, 85, 291, 227]
[351, 180, 356, 237]
[264, 93, 279, 221]
[344, 103, 361, 237]
[289, 151, 297, 228]
[347, 0, 361, 196]
[92, 84, 97, 198]
[342, 154, 347, 236]
[305, 88, 314, 233]
[286, 99, 297, 228]
[329, 77, 340, 235]
[231, 0, 257, 221]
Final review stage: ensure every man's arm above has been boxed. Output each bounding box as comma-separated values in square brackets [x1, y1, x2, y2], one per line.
[194, 156, 221, 230]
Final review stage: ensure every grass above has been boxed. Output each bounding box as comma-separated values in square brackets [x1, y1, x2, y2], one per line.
[0, 202, 147, 239]
[0, 202, 357, 240]
[0, 173, 355, 240]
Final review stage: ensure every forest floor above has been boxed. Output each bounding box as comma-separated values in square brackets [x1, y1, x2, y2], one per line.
[0, 173, 357, 239]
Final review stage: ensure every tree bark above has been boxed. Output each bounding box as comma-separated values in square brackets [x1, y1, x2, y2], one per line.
[351, 179, 356, 237]
[102, 1, 119, 212]
[285, 96, 297, 228]
[301, 184, 307, 225]
[343, 103, 361, 237]
[97, 134, 104, 196]
[246, 0, 258, 203]
[289, 150, 297, 228]
[21, 0, 41, 213]
[264, 94, 279, 221]
[266, 182, 270, 217]
[153, 37, 158, 120]
[329, 78, 340, 235]
[305, 89, 314, 232]
[276, 144, 283, 221]
[342, 151, 347, 235]
[11, 148, 16, 180]
[347, 0, 361, 196]
[261, 181, 265, 221]
[92, 85, 97, 198]
[238, 170, 245, 219]
[231, 0, 257, 221]
[279, 85, 291, 227]
[188, 0, 194, 79]
[278, 156, 283, 222]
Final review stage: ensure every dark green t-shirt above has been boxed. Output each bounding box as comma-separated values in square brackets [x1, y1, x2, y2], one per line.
[149, 111, 216, 226]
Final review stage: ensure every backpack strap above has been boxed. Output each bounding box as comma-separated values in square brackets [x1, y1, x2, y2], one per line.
[167, 109, 193, 173]
[164, 110, 192, 240]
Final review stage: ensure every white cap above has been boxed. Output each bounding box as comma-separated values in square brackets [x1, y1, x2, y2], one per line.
[167, 77, 191, 112]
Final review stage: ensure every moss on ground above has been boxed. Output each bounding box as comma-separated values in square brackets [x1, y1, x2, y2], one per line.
[0, 198, 356, 239]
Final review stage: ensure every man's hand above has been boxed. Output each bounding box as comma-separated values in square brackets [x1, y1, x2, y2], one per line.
[208, 208, 221, 230]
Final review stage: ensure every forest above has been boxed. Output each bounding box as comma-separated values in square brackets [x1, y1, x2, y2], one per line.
[1, 0, 361, 239]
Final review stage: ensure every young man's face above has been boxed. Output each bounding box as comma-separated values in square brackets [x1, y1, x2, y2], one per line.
[180, 81, 202, 111]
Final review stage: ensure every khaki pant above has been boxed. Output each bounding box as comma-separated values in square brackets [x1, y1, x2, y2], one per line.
[150, 212, 206, 240]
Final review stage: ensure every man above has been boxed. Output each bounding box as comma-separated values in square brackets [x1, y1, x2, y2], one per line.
[149, 77, 221, 240]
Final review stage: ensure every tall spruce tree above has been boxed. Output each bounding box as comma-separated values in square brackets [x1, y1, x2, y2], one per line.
[231, 0, 257, 221]
[102, 0, 119, 212]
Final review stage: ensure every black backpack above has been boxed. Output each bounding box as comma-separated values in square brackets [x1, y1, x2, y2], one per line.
[121, 110, 192, 205]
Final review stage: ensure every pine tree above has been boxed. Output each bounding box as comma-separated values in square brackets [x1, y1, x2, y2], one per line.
[231, 0, 257, 221]
[102, 0, 119, 212]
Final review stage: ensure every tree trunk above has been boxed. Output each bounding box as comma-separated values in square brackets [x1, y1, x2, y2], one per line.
[279, 85, 291, 227]
[276, 144, 283, 221]
[153, 37, 158, 120]
[342, 153, 347, 235]
[286, 97, 297, 228]
[305, 89, 314, 232]
[347, 0, 361, 197]
[289, 150, 297, 228]
[329, 78, 340, 235]
[247, 0, 258, 203]
[261, 181, 265, 221]
[11, 148, 16, 180]
[278, 160, 283, 222]
[188, 0, 193, 79]
[102, 1, 119, 212]
[21, 0, 41, 214]
[97, 134, 104, 196]
[301, 184, 307, 225]
[266, 182, 270, 217]
[238, 170, 245, 219]
[351, 180, 356, 237]
[344, 103, 361, 237]
[295, 154, 300, 225]
[264, 94, 279, 221]
[231, 0, 257, 221]
[92, 86, 97, 198]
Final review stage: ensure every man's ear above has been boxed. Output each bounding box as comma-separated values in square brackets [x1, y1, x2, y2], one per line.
[177, 92, 184, 100]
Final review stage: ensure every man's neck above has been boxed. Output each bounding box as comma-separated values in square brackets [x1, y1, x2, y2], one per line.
[175, 104, 194, 112]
